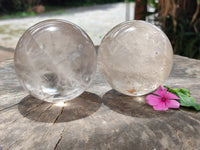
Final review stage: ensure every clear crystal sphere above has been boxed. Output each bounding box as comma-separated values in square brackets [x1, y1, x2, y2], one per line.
[14, 19, 97, 102]
[98, 20, 173, 96]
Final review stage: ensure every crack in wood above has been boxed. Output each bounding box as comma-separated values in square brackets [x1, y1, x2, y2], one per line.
[54, 127, 65, 150]
[36, 106, 65, 141]
[0, 103, 18, 111]
[53, 106, 64, 124]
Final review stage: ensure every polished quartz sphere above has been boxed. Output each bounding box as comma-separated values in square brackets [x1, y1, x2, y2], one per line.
[14, 19, 97, 102]
[98, 20, 173, 96]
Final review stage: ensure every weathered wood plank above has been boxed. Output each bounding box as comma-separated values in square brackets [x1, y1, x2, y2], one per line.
[0, 55, 200, 150]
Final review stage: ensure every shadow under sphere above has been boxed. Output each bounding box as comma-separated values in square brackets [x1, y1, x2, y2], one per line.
[18, 92, 102, 123]
[102, 90, 177, 118]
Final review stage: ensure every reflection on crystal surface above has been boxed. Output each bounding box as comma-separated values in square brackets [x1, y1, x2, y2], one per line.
[98, 20, 173, 96]
[14, 19, 97, 102]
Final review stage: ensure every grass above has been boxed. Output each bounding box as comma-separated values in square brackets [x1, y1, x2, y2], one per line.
[0, 2, 96, 19]
[0, 5, 68, 20]
[0, 0, 129, 20]
[0, 11, 36, 20]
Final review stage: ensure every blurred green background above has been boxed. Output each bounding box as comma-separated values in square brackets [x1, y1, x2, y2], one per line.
[147, 0, 200, 59]
[0, 0, 199, 59]
[0, 0, 125, 16]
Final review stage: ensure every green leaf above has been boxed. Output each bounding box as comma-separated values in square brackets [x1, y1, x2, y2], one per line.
[179, 88, 190, 96]
[164, 86, 200, 111]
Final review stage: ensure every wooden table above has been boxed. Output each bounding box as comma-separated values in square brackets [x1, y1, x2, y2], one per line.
[0, 55, 200, 150]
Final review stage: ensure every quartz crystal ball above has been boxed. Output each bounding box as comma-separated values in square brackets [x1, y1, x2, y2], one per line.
[98, 20, 173, 96]
[14, 19, 97, 103]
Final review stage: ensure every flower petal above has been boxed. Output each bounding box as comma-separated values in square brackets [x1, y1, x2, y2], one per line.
[165, 92, 179, 100]
[153, 102, 168, 111]
[146, 95, 161, 106]
[153, 86, 162, 95]
[166, 100, 180, 109]
[153, 86, 167, 97]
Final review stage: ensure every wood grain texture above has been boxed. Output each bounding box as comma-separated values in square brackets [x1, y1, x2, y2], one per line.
[0, 55, 200, 150]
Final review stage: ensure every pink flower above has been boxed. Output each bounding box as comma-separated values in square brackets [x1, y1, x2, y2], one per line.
[146, 86, 180, 111]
